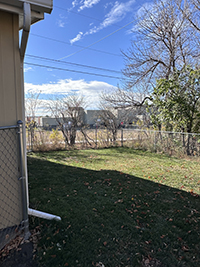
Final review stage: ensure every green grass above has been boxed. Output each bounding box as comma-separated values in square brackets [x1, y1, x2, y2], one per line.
[28, 147, 200, 267]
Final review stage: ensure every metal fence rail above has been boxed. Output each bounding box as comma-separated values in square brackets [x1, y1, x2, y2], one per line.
[0, 124, 23, 250]
[26, 126, 200, 156]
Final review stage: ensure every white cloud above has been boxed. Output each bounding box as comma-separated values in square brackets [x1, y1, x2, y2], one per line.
[70, 0, 135, 43]
[24, 66, 33, 72]
[57, 20, 65, 27]
[25, 79, 116, 114]
[79, 0, 100, 11]
[57, 14, 68, 28]
[102, 0, 135, 27]
[104, 2, 114, 9]
[72, 0, 79, 8]
[68, 0, 100, 11]
[70, 32, 83, 44]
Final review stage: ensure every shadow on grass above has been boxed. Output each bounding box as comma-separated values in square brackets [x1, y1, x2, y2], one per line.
[28, 156, 200, 267]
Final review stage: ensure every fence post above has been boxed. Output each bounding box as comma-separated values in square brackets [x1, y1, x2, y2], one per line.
[107, 128, 109, 146]
[30, 126, 34, 151]
[95, 126, 98, 148]
[121, 128, 123, 147]
[17, 120, 30, 240]
[154, 131, 157, 152]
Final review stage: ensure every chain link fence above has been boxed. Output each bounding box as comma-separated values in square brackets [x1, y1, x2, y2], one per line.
[27, 126, 200, 156]
[118, 128, 200, 156]
[0, 123, 28, 250]
[26, 126, 121, 151]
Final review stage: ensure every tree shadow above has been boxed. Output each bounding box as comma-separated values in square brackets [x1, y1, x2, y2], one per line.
[27, 156, 200, 267]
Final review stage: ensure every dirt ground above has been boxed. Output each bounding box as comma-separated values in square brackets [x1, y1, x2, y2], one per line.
[0, 231, 39, 267]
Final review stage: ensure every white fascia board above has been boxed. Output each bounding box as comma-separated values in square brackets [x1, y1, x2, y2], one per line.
[0, 3, 44, 29]
[19, 0, 53, 14]
[0, 0, 53, 14]
[0, 2, 22, 15]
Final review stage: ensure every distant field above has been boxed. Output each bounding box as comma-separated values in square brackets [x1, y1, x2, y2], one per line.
[28, 147, 200, 266]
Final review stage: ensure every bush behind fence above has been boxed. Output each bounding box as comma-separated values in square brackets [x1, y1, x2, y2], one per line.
[26, 127, 200, 157]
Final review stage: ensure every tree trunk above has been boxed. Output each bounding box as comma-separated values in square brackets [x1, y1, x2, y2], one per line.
[69, 128, 76, 146]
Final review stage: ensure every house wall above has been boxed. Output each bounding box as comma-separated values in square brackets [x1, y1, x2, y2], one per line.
[0, 10, 23, 126]
[0, 10, 23, 229]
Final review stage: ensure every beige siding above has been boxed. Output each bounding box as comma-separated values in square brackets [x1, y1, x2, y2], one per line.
[0, 10, 23, 127]
[0, 10, 23, 228]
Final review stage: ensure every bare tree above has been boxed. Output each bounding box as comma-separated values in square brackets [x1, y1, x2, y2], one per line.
[101, 0, 200, 118]
[25, 91, 41, 122]
[25, 91, 41, 150]
[98, 105, 118, 144]
[177, 0, 200, 32]
[100, 86, 150, 110]
[122, 0, 198, 90]
[46, 94, 87, 146]
[100, 86, 151, 130]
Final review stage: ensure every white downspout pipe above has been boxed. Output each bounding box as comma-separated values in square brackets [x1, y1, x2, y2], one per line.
[20, 2, 61, 225]
[20, 2, 31, 60]
[28, 208, 61, 221]
[19, 1, 31, 240]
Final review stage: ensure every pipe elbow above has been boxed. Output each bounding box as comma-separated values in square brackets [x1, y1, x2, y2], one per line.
[20, 2, 31, 60]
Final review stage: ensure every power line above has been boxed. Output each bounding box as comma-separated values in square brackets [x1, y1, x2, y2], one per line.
[55, 5, 104, 23]
[30, 33, 121, 57]
[24, 62, 124, 80]
[59, 19, 135, 60]
[26, 54, 121, 74]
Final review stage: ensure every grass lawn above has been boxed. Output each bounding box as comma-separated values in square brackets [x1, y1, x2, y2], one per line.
[28, 147, 200, 267]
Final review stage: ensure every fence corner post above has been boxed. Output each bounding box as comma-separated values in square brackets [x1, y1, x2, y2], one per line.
[17, 120, 30, 240]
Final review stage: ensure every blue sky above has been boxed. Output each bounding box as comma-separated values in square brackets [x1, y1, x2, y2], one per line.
[24, 0, 151, 114]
